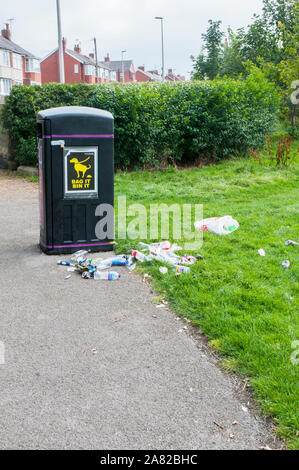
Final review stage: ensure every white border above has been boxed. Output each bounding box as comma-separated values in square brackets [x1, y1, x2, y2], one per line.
[64, 146, 98, 197]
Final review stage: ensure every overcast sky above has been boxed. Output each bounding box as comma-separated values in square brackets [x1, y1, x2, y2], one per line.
[1, 0, 264, 77]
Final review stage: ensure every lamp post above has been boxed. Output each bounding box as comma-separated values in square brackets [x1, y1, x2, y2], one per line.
[94, 37, 99, 83]
[56, 0, 65, 83]
[154, 16, 165, 81]
[121, 49, 126, 83]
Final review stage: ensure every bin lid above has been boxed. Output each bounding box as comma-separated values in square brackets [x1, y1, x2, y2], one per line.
[37, 106, 113, 135]
[37, 106, 113, 120]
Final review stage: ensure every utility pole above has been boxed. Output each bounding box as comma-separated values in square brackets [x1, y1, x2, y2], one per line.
[154, 16, 165, 81]
[56, 0, 65, 83]
[94, 37, 99, 83]
[121, 50, 126, 83]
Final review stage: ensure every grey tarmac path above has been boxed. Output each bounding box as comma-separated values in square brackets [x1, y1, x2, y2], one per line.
[0, 171, 281, 450]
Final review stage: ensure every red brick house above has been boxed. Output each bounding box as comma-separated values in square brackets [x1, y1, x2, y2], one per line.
[0, 24, 41, 97]
[104, 54, 135, 82]
[135, 66, 162, 82]
[135, 66, 185, 83]
[165, 68, 185, 82]
[40, 40, 116, 85]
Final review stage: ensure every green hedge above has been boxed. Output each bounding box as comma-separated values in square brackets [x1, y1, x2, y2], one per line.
[1, 67, 279, 168]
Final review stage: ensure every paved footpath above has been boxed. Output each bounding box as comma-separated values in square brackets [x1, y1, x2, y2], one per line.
[0, 171, 281, 450]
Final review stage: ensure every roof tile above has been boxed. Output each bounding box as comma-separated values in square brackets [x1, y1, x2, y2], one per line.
[0, 35, 38, 58]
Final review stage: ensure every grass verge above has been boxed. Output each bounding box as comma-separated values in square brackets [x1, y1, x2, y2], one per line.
[114, 155, 299, 449]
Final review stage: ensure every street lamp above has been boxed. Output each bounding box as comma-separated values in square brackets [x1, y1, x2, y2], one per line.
[154, 16, 165, 81]
[94, 37, 99, 83]
[56, 0, 65, 83]
[121, 49, 126, 83]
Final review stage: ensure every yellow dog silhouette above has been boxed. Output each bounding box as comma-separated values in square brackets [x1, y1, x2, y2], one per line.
[70, 157, 91, 178]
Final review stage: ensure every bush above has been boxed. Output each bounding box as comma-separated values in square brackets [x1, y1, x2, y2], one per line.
[1, 69, 280, 169]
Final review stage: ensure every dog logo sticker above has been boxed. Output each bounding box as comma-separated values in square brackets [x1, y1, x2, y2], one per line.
[70, 157, 92, 178]
[64, 147, 98, 195]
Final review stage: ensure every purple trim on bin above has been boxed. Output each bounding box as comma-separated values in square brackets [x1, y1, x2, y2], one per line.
[44, 134, 114, 138]
[41, 241, 114, 249]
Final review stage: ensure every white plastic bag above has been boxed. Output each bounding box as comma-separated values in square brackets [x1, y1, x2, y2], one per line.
[194, 216, 239, 235]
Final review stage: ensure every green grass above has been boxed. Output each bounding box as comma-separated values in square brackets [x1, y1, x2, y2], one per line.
[114, 154, 299, 449]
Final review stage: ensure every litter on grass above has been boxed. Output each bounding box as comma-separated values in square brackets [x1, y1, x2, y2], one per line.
[136, 241, 197, 267]
[282, 260, 290, 269]
[159, 267, 168, 274]
[194, 216, 239, 235]
[172, 265, 190, 275]
[285, 239, 299, 247]
[258, 249, 266, 257]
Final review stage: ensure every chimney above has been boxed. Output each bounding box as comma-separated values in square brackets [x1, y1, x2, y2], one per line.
[1, 23, 11, 41]
[138, 66, 145, 71]
[104, 53, 110, 62]
[74, 43, 81, 54]
[89, 53, 94, 59]
[62, 37, 66, 51]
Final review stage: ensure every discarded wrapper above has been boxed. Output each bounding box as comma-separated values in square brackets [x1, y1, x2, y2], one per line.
[282, 260, 290, 269]
[194, 216, 239, 235]
[159, 267, 168, 274]
[285, 240, 299, 247]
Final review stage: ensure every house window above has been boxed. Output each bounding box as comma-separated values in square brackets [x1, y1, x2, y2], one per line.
[0, 50, 10, 67]
[13, 80, 23, 87]
[74, 64, 79, 73]
[0, 78, 12, 95]
[13, 53, 22, 70]
[25, 58, 40, 73]
[85, 64, 95, 76]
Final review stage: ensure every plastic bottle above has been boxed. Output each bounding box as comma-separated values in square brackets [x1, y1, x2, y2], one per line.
[94, 256, 133, 270]
[172, 265, 190, 274]
[130, 249, 151, 262]
[152, 250, 181, 265]
[169, 243, 182, 252]
[110, 256, 131, 266]
[150, 241, 171, 250]
[57, 260, 74, 266]
[70, 250, 89, 262]
[94, 259, 113, 270]
[94, 271, 121, 280]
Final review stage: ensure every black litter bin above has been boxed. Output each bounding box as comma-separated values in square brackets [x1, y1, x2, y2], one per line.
[37, 106, 114, 255]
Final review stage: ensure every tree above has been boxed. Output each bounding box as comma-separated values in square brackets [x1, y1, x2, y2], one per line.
[238, 15, 280, 64]
[221, 28, 246, 77]
[191, 20, 224, 80]
[191, 0, 298, 125]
